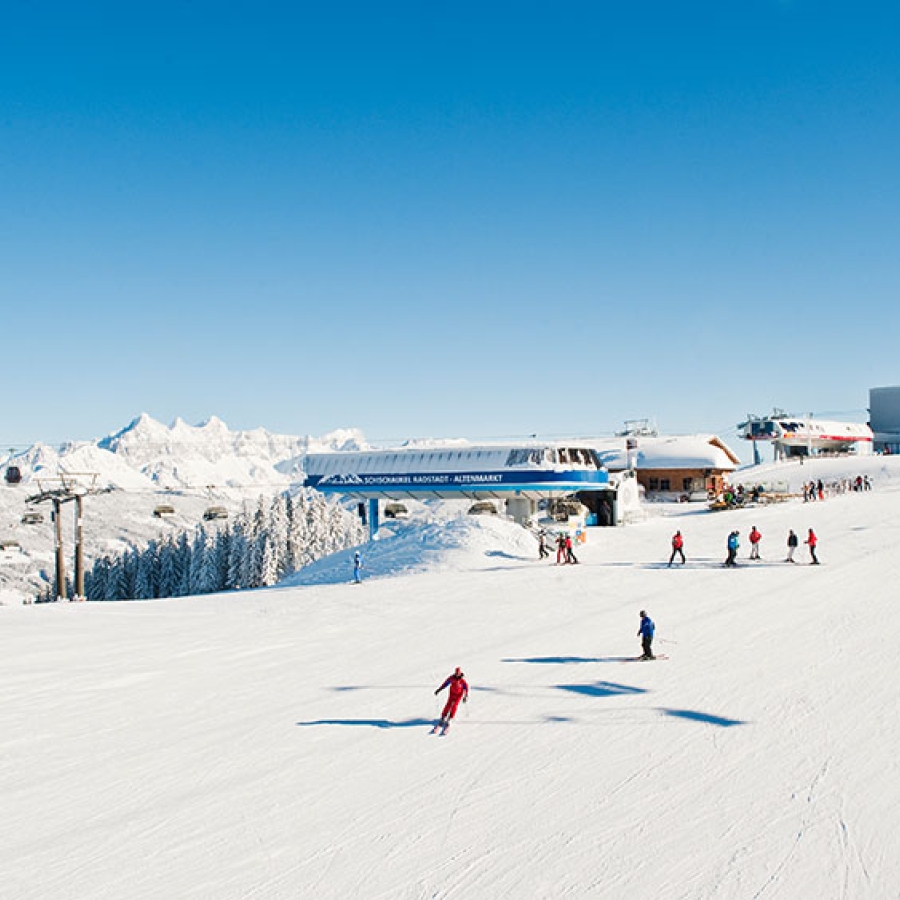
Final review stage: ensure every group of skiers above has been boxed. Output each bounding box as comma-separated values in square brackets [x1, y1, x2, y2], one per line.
[803, 475, 872, 501]
[537, 530, 579, 565]
[668, 527, 820, 566]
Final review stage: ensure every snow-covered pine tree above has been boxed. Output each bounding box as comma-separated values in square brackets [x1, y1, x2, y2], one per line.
[105, 556, 128, 601]
[287, 491, 312, 570]
[304, 492, 331, 562]
[269, 493, 290, 580]
[122, 547, 141, 600]
[134, 540, 159, 599]
[193, 527, 223, 596]
[174, 532, 192, 597]
[157, 536, 179, 598]
[86, 555, 110, 601]
[226, 518, 248, 590]
[256, 531, 280, 587]
[212, 527, 231, 593]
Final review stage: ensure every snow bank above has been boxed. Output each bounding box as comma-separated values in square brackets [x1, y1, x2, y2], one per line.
[286, 514, 538, 586]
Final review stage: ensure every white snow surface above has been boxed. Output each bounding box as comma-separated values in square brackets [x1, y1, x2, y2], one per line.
[3, 454, 900, 898]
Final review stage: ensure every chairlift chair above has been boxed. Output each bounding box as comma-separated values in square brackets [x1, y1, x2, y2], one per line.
[467, 501, 498, 516]
[203, 506, 229, 521]
[5, 448, 22, 485]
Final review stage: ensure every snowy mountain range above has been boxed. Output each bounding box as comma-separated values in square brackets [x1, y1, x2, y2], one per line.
[0, 415, 370, 602]
[15, 413, 368, 493]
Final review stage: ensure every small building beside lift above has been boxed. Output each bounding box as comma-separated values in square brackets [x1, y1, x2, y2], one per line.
[593, 434, 741, 501]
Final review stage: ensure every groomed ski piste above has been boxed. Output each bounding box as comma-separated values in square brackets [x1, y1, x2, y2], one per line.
[3, 454, 900, 899]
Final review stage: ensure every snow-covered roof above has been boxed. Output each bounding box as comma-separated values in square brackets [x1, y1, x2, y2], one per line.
[592, 434, 740, 471]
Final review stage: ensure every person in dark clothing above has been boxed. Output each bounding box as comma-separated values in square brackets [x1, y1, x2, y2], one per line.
[637, 610, 655, 660]
[538, 530, 550, 560]
[786, 529, 799, 563]
[565, 534, 579, 564]
[668, 530, 686, 566]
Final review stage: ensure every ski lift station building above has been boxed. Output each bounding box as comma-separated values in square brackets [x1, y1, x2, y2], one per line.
[301, 442, 620, 535]
[869, 386, 900, 455]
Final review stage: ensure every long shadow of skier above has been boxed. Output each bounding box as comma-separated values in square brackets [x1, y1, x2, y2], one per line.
[557, 681, 647, 698]
[296, 717, 434, 729]
[503, 656, 634, 664]
[659, 708, 747, 727]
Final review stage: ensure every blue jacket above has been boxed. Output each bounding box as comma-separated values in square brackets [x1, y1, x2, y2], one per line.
[727, 533, 739, 551]
[639, 616, 655, 638]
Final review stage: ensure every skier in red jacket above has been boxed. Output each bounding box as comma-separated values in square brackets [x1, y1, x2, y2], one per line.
[434, 667, 469, 729]
[668, 530, 685, 566]
[748, 526, 762, 560]
[805, 528, 819, 565]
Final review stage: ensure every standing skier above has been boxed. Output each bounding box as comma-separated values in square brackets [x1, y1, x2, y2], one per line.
[786, 529, 799, 563]
[725, 531, 740, 567]
[637, 610, 655, 660]
[565, 533, 579, 564]
[668, 530, 686, 566]
[434, 667, 469, 731]
[556, 533, 567, 565]
[805, 528, 819, 565]
[748, 526, 762, 560]
[352, 551, 363, 584]
[538, 530, 550, 560]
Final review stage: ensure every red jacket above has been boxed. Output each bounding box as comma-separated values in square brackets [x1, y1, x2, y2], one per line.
[672, 533, 683, 549]
[749, 529, 761, 545]
[437, 674, 469, 702]
[806, 531, 817, 547]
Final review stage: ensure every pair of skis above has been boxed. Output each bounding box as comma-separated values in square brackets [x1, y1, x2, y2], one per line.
[430, 719, 450, 736]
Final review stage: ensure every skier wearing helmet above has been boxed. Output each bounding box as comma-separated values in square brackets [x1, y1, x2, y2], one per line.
[637, 610, 656, 660]
[434, 667, 469, 730]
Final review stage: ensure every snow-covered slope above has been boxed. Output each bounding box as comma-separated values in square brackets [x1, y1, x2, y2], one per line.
[286, 514, 538, 586]
[3, 456, 899, 897]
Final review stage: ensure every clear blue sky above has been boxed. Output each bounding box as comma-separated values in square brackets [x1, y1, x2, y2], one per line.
[3, 2, 898, 450]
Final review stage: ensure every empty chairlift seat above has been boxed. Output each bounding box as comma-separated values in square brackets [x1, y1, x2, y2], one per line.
[384, 502, 408, 519]
[203, 506, 229, 521]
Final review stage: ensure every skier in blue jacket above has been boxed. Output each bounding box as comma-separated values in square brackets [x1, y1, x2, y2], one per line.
[638, 610, 655, 660]
[725, 531, 740, 567]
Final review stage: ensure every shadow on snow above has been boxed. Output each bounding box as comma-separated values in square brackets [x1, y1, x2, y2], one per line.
[659, 708, 747, 727]
[502, 656, 632, 665]
[557, 681, 647, 698]
[297, 717, 435, 729]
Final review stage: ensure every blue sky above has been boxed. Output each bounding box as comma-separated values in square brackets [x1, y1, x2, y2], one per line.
[2, 2, 898, 451]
